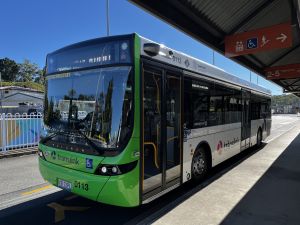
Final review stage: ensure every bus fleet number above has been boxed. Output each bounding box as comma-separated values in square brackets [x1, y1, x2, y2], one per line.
[74, 181, 89, 191]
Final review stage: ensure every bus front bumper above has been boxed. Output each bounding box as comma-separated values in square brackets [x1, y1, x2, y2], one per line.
[39, 158, 140, 207]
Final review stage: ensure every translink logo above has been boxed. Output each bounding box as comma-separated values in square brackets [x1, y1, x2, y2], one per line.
[51, 151, 56, 160]
[50, 151, 79, 165]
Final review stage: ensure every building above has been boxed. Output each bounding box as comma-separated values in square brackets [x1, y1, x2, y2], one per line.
[0, 86, 44, 114]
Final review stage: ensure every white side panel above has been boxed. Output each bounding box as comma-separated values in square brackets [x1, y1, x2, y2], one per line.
[182, 123, 241, 183]
[140, 36, 271, 96]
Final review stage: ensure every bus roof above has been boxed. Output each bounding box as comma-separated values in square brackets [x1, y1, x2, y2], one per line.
[138, 34, 271, 96]
[46, 33, 271, 96]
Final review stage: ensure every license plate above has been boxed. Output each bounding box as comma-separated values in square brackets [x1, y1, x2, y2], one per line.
[58, 179, 72, 191]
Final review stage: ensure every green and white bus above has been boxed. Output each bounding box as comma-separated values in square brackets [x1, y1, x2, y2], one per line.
[39, 34, 271, 207]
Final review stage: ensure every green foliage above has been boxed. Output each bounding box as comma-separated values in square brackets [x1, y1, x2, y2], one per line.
[271, 94, 300, 107]
[0, 57, 44, 84]
[0, 81, 44, 92]
[34, 67, 46, 84]
[17, 59, 40, 82]
[0, 58, 19, 81]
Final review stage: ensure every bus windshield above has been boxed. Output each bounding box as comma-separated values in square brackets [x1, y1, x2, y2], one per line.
[44, 66, 133, 150]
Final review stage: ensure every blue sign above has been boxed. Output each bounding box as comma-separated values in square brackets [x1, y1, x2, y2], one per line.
[86, 158, 93, 169]
[246, 38, 258, 49]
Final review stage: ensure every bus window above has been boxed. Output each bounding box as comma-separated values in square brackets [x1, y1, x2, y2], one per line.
[184, 77, 210, 129]
[224, 89, 242, 124]
[250, 94, 261, 120]
[183, 79, 192, 129]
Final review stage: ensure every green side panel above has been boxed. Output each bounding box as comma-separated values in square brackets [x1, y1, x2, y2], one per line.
[101, 137, 139, 165]
[39, 158, 109, 201]
[97, 162, 139, 207]
[97, 34, 141, 207]
[101, 34, 141, 166]
[39, 143, 104, 173]
[132, 34, 141, 139]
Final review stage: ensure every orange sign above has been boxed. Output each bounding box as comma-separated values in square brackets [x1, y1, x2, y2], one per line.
[265, 64, 300, 80]
[225, 23, 292, 57]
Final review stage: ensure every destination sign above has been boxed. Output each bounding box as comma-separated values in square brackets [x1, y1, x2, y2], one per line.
[46, 39, 131, 74]
[265, 63, 300, 80]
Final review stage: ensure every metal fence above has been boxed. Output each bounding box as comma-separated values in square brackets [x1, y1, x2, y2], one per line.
[0, 113, 43, 151]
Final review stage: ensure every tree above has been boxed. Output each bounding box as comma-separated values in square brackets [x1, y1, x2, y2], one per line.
[68, 88, 77, 98]
[0, 58, 19, 81]
[34, 67, 46, 84]
[18, 59, 39, 82]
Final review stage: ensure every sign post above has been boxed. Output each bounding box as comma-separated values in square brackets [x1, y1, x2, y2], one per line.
[225, 23, 292, 57]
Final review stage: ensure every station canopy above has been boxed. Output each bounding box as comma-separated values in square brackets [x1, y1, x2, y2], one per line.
[130, 0, 300, 96]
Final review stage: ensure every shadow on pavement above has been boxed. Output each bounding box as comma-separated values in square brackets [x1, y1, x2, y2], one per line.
[0, 144, 266, 225]
[221, 134, 300, 225]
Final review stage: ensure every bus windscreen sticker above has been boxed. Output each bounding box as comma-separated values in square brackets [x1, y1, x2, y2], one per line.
[86, 158, 93, 169]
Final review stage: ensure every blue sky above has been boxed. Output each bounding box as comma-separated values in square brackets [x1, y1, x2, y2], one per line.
[0, 0, 283, 95]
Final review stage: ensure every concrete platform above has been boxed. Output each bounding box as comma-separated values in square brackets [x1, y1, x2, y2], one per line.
[0, 147, 37, 159]
[154, 121, 300, 225]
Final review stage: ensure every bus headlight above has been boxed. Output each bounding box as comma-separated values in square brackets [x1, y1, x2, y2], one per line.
[96, 160, 138, 176]
[38, 149, 46, 160]
[101, 166, 108, 174]
[111, 166, 118, 174]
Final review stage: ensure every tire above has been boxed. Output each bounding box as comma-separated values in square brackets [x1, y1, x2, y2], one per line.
[191, 147, 208, 182]
[257, 129, 262, 147]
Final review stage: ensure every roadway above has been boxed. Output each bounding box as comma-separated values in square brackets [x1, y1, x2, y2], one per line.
[0, 114, 299, 225]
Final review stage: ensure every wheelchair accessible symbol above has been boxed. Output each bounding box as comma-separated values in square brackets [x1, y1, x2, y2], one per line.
[246, 38, 258, 49]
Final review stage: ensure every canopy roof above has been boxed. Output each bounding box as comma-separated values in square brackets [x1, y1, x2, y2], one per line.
[130, 0, 300, 96]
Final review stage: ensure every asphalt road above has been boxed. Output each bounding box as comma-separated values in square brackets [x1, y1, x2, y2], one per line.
[0, 114, 299, 225]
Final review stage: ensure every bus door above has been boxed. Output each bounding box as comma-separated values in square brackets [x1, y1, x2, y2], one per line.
[241, 90, 251, 150]
[142, 64, 181, 200]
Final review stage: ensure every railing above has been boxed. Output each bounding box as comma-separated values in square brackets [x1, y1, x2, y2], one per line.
[0, 113, 43, 151]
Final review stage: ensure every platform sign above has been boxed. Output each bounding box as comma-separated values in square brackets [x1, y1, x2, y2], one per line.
[265, 64, 300, 80]
[225, 23, 292, 57]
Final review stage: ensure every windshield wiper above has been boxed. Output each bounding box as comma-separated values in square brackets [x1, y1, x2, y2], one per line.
[40, 126, 71, 144]
[40, 128, 104, 155]
[75, 129, 104, 155]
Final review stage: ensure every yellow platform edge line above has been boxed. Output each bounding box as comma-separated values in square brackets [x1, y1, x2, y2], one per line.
[21, 185, 52, 196]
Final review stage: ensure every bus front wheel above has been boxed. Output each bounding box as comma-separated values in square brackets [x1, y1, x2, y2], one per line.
[191, 147, 208, 182]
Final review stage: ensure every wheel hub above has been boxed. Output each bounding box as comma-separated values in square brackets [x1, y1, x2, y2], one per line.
[193, 153, 205, 175]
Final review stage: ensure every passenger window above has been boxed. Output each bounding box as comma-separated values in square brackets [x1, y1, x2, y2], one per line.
[184, 78, 210, 129]
[224, 89, 241, 124]
[250, 94, 261, 120]
[183, 80, 192, 129]
[209, 96, 223, 126]
[192, 79, 210, 128]
[184, 76, 243, 128]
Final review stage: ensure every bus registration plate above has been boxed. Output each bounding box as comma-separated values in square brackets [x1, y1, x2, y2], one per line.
[58, 179, 72, 191]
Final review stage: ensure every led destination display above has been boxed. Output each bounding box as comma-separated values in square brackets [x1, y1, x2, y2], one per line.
[46, 39, 131, 74]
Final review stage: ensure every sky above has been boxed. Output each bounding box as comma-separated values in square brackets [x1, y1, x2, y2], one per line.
[0, 0, 283, 95]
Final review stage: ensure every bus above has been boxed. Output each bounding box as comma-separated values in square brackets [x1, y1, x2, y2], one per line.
[39, 34, 271, 207]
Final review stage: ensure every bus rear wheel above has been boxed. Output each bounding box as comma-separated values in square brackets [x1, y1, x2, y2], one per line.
[191, 147, 208, 182]
[257, 129, 262, 147]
